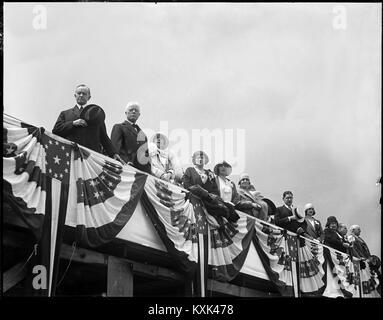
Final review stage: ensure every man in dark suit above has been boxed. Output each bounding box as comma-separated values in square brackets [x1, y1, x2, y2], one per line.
[52, 84, 124, 164]
[111, 102, 151, 173]
[274, 190, 307, 235]
[349, 225, 371, 259]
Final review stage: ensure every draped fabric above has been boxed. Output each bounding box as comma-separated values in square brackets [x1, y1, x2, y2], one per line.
[3, 113, 380, 298]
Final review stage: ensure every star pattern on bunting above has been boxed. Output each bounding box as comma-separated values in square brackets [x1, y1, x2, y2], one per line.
[42, 134, 71, 183]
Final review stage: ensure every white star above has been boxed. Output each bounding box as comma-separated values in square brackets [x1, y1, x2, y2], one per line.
[216, 240, 222, 245]
[6, 145, 14, 154]
[64, 168, 68, 173]
[49, 168, 52, 173]
[59, 173, 63, 178]
[66, 161, 70, 165]
[53, 155, 61, 164]
[55, 141, 59, 145]
[94, 192, 99, 199]
[213, 230, 219, 235]
[61, 146, 65, 150]
[100, 174, 105, 180]
[54, 173, 58, 178]
[44, 144, 48, 149]
[49, 140, 53, 144]
[89, 180, 95, 187]
[66, 152, 69, 157]
[192, 234, 197, 239]
[99, 191, 104, 197]
[197, 214, 202, 221]
[108, 182, 113, 187]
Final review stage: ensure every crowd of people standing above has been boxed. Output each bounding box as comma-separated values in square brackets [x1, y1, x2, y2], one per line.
[52, 84, 380, 283]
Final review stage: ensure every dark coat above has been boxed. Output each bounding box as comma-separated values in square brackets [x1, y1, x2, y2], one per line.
[323, 228, 347, 253]
[351, 236, 371, 259]
[237, 188, 269, 220]
[182, 167, 218, 196]
[111, 121, 151, 173]
[52, 106, 116, 156]
[182, 167, 240, 223]
[275, 205, 307, 234]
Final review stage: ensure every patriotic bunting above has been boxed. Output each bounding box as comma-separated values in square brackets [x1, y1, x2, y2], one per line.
[3, 113, 380, 298]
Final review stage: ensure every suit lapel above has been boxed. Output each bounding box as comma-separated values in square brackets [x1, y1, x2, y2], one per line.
[305, 218, 316, 234]
[241, 190, 256, 202]
[123, 121, 138, 136]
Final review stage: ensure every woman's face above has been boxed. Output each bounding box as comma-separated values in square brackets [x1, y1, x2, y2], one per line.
[156, 136, 165, 150]
[329, 222, 338, 230]
[195, 156, 205, 166]
[240, 178, 250, 188]
[306, 208, 315, 216]
[218, 166, 227, 176]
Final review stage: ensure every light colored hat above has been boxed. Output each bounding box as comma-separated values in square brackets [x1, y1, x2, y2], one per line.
[150, 132, 169, 150]
[239, 173, 250, 183]
[293, 207, 305, 223]
[192, 151, 209, 165]
[304, 203, 316, 216]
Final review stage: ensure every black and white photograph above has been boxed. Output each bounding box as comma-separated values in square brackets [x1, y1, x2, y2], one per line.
[2, 1, 381, 304]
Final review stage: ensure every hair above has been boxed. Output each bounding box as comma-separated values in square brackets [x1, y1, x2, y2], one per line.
[282, 191, 293, 198]
[125, 102, 140, 113]
[75, 84, 91, 95]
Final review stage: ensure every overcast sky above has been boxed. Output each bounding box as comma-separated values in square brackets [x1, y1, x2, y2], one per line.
[4, 3, 381, 257]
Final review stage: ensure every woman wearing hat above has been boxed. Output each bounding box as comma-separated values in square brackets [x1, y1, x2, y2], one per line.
[214, 163, 255, 212]
[323, 216, 351, 253]
[183, 153, 239, 223]
[214, 161, 238, 204]
[302, 203, 323, 241]
[148, 132, 183, 185]
[183, 151, 218, 195]
[236, 173, 273, 221]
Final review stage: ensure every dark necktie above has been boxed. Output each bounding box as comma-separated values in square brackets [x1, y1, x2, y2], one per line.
[132, 123, 139, 132]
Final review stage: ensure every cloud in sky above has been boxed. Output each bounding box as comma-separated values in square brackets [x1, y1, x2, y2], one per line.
[4, 3, 381, 256]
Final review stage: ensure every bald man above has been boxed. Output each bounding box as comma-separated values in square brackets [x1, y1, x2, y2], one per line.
[349, 225, 371, 259]
[111, 102, 151, 173]
[53, 84, 124, 164]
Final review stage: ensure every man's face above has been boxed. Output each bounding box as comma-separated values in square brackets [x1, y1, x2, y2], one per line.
[156, 136, 166, 149]
[239, 178, 250, 188]
[338, 224, 347, 236]
[74, 86, 91, 106]
[353, 227, 361, 236]
[283, 194, 293, 207]
[126, 105, 140, 123]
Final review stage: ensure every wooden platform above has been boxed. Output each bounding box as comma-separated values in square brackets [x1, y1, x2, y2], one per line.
[2, 201, 279, 297]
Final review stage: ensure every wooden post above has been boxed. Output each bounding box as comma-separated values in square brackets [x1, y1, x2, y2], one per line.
[107, 255, 133, 297]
